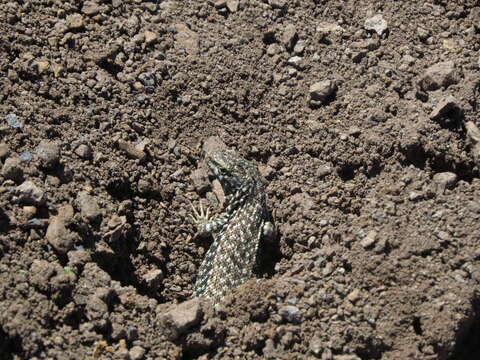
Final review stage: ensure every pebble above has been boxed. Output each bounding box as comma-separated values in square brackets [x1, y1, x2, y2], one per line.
[190, 168, 210, 194]
[429, 95, 460, 120]
[75, 144, 93, 160]
[129, 346, 146, 360]
[34, 61, 49, 75]
[409, 191, 423, 201]
[46, 216, 75, 254]
[81, 1, 103, 15]
[76, 192, 102, 222]
[19, 151, 32, 162]
[144, 31, 158, 45]
[173, 23, 199, 56]
[1, 157, 23, 183]
[278, 305, 303, 324]
[0, 143, 9, 159]
[138, 72, 156, 87]
[118, 140, 147, 162]
[226, 0, 239, 12]
[346, 289, 361, 303]
[360, 230, 377, 249]
[66, 14, 84, 31]
[5, 113, 22, 129]
[269, 0, 286, 9]
[309, 80, 337, 106]
[15, 181, 45, 205]
[432, 172, 457, 191]
[364, 14, 388, 36]
[158, 298, 203, 340]
[142, 269, 163, 291]
[36, 141, 60, 169]
[418, 61, 459, 91]
[465, 121, 480, 165]
[280, 24, 298, 51]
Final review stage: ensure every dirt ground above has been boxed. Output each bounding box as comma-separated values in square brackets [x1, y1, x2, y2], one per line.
[1, 0, 480, 359]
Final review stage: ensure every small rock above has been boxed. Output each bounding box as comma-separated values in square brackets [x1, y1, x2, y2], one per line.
[173, 23, 199, 55]
[364, 14, 388, 36]
[159, 298, 203, 340]
[36, 140, 60, 169]
[34, 61, 49, 75]
[409, 191, 423, 201]
[191, 168, 210, 194]
[333, 355, 361, 360]
[309, 338, 323, 356]
[466, 121, 480, 144]
[432, 172, 457, 191]
[138, 72, 156, 87]
[67, 248, 91, 269]
[75, 144, 93, 160]
[126, 326, 139, 342]
[347, 289, 361, 303]
[46, 216, 75, 254]
[1, 157, 23, 183]
[316, 22, 344, 35]
[142, 269, 163, 291]
[466, 121, 480, 165]
[15, 181, 45, 205]
[417, 27, 430, 41]
[268, 0, 286, 9]
[66, 14, 84, 31]
[0, 143, 9, 159]
[429, 95, 460, 120]
[226, 0, 238, 12]
[360, 230, 377, 249]
[419, 61, 460, 91]
[5, 113, 22, 129]
[76, 192, 102, 222]
[129, 346, 146, 360]
[280, 24, 298, 51]
[118, 140, 147, 162]
[309, 80, 337, 106]
[23, 206, 37, 219]
[279, 305, 303, 324]
[19, 151, 32, 162]
[144, 31, 158, 45]
[81, 1, 103, 15]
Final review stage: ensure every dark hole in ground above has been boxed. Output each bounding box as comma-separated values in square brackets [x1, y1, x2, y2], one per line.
[413, 316, 423, 335]
[449, 297, 480, 360]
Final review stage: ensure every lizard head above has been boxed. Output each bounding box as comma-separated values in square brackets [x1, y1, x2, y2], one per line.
[205, 150, 259, 197]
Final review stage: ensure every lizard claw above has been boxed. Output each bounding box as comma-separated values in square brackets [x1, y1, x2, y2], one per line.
[189, 199, 210, 224]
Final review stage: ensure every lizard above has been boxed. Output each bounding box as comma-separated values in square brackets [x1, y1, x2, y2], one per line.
[190, 150, 275, 303]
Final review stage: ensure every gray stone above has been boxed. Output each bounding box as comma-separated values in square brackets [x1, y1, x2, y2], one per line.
[465, 122, 480, 166]
[429, 95, 460, 120]
[226, 0, 238, 12]
[364, 14, 388, 35]
[46, 216, 75, 254]
[268, 0, 286, 9]
[142, 269, 163, 291]
[279, 305, 303, 324]
[36, 140, 60, 169]
[75, 144, 92, 160]
[309, 80, 337, 106]
[1, 157, 23, 183]
[419, 61, 459, 91]
[432, 172, 457, 190]
[280, 24, 298, 51]
[15, 180, 45, 205]
[158, 298, 203, 340]
[360, 230, 377, 249]
[76, 192, 102, 222]
[0, 143, 10, 159]
[129, 346, 146, 360]
[5, 113, 22, 129]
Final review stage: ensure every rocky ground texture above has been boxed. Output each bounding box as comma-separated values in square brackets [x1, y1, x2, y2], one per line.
[1, 0, 480, 359]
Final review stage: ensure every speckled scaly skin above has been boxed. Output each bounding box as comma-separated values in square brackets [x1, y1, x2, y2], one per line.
[191, 150, 273, 303]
